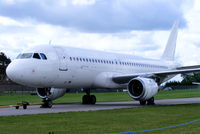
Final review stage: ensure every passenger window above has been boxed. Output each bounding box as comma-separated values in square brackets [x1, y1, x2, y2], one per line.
[40, 53, 47, 60]
[33, 53, 41, 59]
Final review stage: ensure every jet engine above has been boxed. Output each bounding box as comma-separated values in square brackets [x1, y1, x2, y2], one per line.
[127, 77, 158, 101]
[36, 88, 66, 100]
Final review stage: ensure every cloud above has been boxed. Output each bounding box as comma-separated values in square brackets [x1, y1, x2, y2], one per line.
[0, 0, 189, 33]
[1, 0, 199, 70]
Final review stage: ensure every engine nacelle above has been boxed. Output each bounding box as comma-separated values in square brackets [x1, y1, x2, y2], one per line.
[128, 77, 158, 101]
[36, 88, 66, 100]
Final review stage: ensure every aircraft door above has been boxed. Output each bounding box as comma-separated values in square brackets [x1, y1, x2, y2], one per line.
[54, 46, 68, 71]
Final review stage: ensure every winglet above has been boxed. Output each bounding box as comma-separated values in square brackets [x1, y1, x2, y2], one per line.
[161, 21, 179, 61]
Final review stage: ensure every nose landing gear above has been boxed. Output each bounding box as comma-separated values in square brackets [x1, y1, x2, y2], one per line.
[41, 99, 53, 108]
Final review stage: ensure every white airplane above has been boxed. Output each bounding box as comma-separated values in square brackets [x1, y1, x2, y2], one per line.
[6, 22, 200, 108]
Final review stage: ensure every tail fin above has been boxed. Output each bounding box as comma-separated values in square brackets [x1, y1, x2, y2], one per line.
[161, 21, 179, 61]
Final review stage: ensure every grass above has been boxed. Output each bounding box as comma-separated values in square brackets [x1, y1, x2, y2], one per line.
[1, 104, 200, 134]
[1, 89, 200, 105]
[1, 89, 200, 133]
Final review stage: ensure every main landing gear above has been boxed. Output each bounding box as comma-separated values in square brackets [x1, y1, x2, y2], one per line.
[82, 89, 96, 104]
[41, 98, 53, 108]
[139, 97, 155, 105]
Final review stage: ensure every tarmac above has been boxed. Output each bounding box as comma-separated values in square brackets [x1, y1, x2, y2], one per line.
[1, 97, 200, 116]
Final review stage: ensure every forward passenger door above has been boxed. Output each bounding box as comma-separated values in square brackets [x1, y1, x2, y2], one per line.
[54, 46, 68, 71]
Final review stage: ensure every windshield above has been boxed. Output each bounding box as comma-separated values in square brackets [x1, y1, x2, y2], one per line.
[16, 53, 33, 59]
[40, 53, 47, 60]
[33, 53, 41, 59]
[16, 53, 47, 60]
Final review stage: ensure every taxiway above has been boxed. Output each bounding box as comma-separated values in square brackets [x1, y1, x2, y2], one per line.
[0, 97, 200, 116]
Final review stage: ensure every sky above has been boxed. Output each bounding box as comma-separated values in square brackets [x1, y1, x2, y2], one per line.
[0, 0, 200, 68]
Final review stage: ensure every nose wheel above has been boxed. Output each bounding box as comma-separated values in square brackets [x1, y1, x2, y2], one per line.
[41, 99, 53, 108]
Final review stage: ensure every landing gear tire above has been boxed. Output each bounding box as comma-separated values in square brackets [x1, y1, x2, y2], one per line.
[90, 95, 96, 104]
[82, 95, 90, 104]
[147, 97, 155, 105]
[23, 104, 27, 109]
[82, 95, 96, 104]
[41, 99, 53, 108]
[139, 100, 147, 105]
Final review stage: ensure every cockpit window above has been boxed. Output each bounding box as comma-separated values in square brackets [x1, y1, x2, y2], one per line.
[16, 54, 21, 59]
[16, 53, 33, 59]
[33, 53, 41, 59]
[40, 53, 47, 60]
[16, 52, 47, 60]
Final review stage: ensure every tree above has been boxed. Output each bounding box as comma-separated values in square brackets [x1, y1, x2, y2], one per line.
[181, 73, 200, 85]
[165, 72, 200, 87]
[0, 52, 11, 80]
[165, 81, 182, 87]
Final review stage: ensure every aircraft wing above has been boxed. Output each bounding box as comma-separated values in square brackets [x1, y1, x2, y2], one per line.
[112, 67, 200, 84]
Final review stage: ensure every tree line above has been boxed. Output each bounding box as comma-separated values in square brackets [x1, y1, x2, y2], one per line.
[0, 52, 11, 81]
[165, 73, 200, 87]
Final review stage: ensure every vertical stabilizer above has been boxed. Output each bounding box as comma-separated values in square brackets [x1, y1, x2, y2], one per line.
[161, 21, 179, 61]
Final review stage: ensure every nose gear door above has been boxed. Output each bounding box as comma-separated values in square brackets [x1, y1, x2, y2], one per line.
[54, 46, 68, 71]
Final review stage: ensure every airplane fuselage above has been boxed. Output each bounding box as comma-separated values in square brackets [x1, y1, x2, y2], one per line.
[7, 45, 176, 89]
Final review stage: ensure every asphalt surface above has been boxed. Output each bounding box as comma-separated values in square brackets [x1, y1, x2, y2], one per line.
[1, 97, 200, 116]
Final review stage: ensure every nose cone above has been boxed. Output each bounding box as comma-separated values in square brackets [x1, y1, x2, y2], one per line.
[6, 59, 56, 87]
[6, 60, 32, 86]
[6, 61, 23, 83]
[6, 62, 14, 80]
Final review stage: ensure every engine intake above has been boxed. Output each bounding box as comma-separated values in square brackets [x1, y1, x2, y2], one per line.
[36, 88, 66, 100]
[128, 77, 158, 101]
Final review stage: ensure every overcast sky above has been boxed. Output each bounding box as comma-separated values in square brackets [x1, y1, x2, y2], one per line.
[0, 0, 200, 67]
